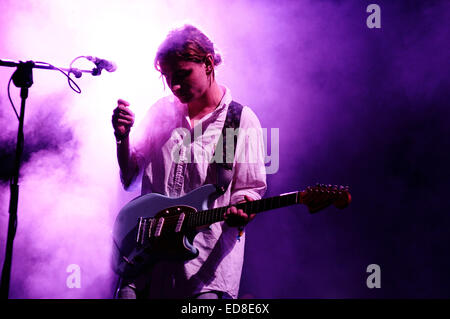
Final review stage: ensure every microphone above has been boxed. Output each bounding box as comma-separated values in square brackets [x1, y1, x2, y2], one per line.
[86, 56, 117, 75]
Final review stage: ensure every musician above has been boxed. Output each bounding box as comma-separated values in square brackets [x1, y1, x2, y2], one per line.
[111, 24, 267, 299]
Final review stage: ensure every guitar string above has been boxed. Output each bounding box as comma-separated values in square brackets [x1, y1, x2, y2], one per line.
[144, 196, 285, 224]
[137, 191, 340, 240]
[136, 189, 345, 239]
[137, 188, 342, 226]
[139, 193, 299, 227]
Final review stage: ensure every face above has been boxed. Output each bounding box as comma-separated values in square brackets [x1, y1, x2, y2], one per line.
[160, 59, 210, 104]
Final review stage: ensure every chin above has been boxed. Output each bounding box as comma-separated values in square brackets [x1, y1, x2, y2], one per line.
[176, 94, 193, 104]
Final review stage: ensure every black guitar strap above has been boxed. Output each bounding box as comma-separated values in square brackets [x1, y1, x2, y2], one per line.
[211, 100, 244, 195]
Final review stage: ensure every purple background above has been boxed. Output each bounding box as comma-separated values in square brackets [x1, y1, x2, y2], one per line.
[0, 0, 449, 298]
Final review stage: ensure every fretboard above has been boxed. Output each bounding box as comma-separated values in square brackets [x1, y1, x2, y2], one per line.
[186, 192, 301, 228]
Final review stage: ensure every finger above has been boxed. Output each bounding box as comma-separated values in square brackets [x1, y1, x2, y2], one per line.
[116, 105, 134, 116]
[224, 206, 238, 218]
[117, 114, 134, 122]
[113, 107, 127, 117]
[112, 113, 134, 123]
[237, 209, 248, 219]
[117, 99, 130, 107]
[244, 195, 254, 202]
[117, 119, 133, 125]
[237, 195, 254, 204]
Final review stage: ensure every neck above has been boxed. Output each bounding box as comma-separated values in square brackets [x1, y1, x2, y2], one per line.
[187, 192, 301, 228]
[188, 81, 224, 118]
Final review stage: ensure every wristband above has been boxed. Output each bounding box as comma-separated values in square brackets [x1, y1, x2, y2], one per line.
[114, 131, 129, 144]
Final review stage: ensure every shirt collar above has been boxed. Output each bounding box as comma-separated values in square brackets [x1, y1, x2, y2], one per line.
[176, 86, 233, 127]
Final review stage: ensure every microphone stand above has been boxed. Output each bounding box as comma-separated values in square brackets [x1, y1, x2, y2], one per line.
[0, 59, 96, 298]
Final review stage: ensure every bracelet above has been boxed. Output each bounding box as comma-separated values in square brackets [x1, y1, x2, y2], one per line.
[236, 226, 244, 242]
[114, 131, 129, 144]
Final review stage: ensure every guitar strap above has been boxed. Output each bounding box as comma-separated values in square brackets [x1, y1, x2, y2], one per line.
[211, 100, 244, 195]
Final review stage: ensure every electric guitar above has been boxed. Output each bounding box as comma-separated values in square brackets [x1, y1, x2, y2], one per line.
[112, 183, 351, 278]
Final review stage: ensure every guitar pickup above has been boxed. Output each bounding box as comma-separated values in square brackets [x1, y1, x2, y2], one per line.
[175, 213, 185, 233]
[154, 218, 165, 237]
[148, 218, 155, 239]
[137, 217, 155, 244]
[136, 217, 146, 245]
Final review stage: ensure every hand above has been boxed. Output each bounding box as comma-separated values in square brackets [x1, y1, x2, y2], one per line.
[224, 195, 256, 227]
[112, 99, 135, 139]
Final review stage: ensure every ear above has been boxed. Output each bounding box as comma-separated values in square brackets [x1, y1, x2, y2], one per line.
[204, 54, 214, 75]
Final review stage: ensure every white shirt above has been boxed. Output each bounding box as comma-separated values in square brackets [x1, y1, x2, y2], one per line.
[122, 87, 267, 298]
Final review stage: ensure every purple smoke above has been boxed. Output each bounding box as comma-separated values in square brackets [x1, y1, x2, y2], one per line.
[0, 0, 449, 298]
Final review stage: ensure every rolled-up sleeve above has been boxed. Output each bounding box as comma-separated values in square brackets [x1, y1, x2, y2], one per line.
[230, 106, 267, 204]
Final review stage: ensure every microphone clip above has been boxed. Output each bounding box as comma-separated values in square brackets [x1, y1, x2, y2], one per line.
[86, 56, 116, 76]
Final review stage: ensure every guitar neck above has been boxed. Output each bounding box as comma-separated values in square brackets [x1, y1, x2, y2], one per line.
[186, 192, 301, 228]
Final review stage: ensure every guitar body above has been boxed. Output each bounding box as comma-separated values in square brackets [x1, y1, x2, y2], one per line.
[112, 184, 218, 278]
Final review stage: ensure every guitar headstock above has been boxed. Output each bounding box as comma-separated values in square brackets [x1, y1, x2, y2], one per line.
[301, 184, 351, 214]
